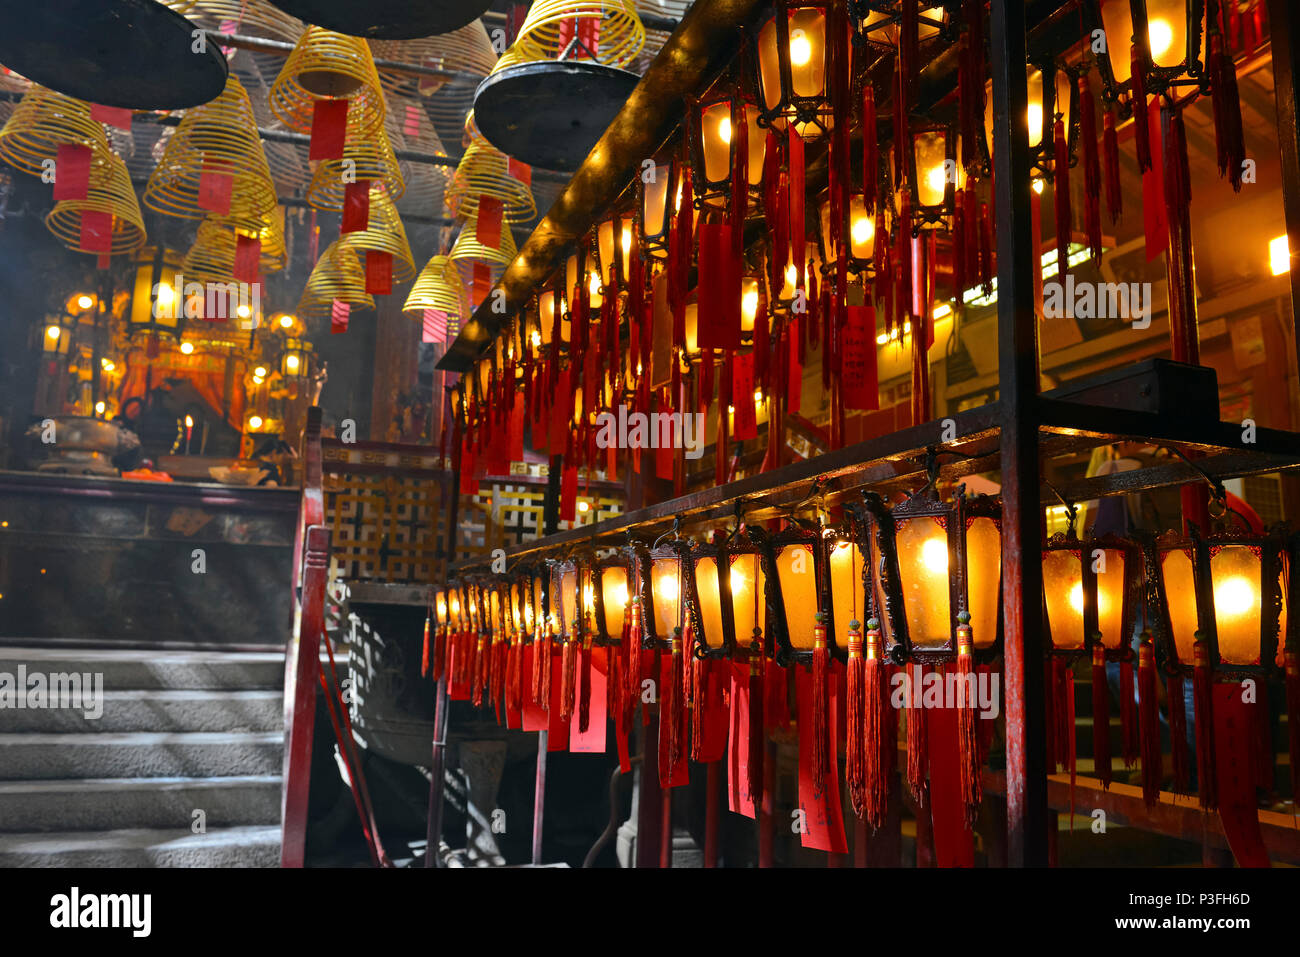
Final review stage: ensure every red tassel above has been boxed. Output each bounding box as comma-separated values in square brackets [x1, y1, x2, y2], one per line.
[952, 189, 966, 301]
[1285, 648, 1300, 808]
[1210, 30, 1246, 191]
[625, 599, 642, 717]
[667, 627, 686, 768]
[1131, 45, 1152, 173]
[731, 100, 748, 246]
[863, 618, 888, 829]
[490, 637, 505, 709]
[788, 126, 805, 293]
[560, 635, 578, 721]
[955, 612, 980, 828]
[433, 625, 447, 682]
[578, 639, 593, 734]
[1193, 638, 1218, 810]
[421, 611, 431, 678]
[811, 613, 830, 792]
[1091, 645, 1112, 789]
[532, 622, 553, 708]
[906, 663, 928, 805]
[1102, 108, 1122, 226]
[978, 201, 993, 296]
[748, 645, 765, 809]
[1119, 654, 1138, 768]
[861, 83, 877, 210]
[472, 635, 487, 708]
[1168, 670, 1189, 793]
[506, 640, 521, 716]
[846, 619, 866, 818]
[690, 649, 706, 763]
[1138, 635, 1161, 807]
[1053, 119, 1071, 283]
[1049, 658, 1067, 772]
[1076, 73, 1101, 265]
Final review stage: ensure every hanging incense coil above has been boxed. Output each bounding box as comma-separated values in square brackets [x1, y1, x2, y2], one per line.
[449, 209, 519, 268]
[404, 254, 468, 320]
[0, 86, 110, 178]
[383, 96, 451, 214]
[45, 149, 146, 256]
[298, 239, 373, 318]
[269, 26, 386, 136]
[445, 138, 535, 225]
[144, 74, 278, 222]
[184, 0, 304, 43]
[512, 0, 646, 68]
[183, 210, 288, 282]
[305, 110, 404, 209]
[225, 50, 312, 192]
[338, 182, 416, 283]
[369, 20, 498, 95]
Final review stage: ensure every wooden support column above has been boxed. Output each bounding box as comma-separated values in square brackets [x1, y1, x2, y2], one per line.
[990, 0, 1049, 868]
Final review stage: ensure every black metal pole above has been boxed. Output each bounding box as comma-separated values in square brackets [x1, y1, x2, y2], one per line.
[425, 675, 449, 868]
[542, 454, 562, 535]
[989, 0, 1048, 868]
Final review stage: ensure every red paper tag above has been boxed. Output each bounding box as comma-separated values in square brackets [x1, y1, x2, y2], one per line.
[1212, 685, 1270, 867]
[926, 699, 976, 866]
[233, 234, 260, 283]
[787, 319, 802, 414]
[53, 144, 91, 201]
[548, 369, 570, 452]
[79, 210, 113, 253]
[795, 664, 847, 853]
[732, 351, 757, 440]
[520, 646, 549, 731]
[765, 661, 790, 730]
[569, 647, 608, 753]
[460, 442, 478, 495]
[422, 308, 447, 343]
[728, 660, 756, 818]
[341, 179, 371, 233]
[330, 299, 349, 333]
[615, 690, 632, 772]
[841, 305, 879, 411]
[696, 658, 729, 762]
[473, 262, 492, 308]
[403, 103, 421, 136]
[197, 158, 234, 215]
[508, 157, 532, 188]
[697, 223, 742, 350]
[505, 645, 523, 730]
[309, 99, 348, 161]
[560, 465, 578, 522]
[91, 103, 132, 129]
[547, 658, 570, 750]
[365, 250, 392, 295]
[476, 195, 503, 248]
[449, 635, 472, 701]
[508, 390, 525, 461]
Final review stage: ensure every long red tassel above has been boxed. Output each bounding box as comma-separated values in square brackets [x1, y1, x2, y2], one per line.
[471, 635, 487, 708]
[1138, 635, 1161, 807]
[1168, 670, 1189, 793]
[906, 663, 928, 805]
[978, 201, 993, 296]
[863, 618, 888, 829]
[1131, 45, 1152, 172]
[955, 612, 980, 828]
[578, 639, 593, 733]
[625, 599, 642, 718]
[1193, 638, 1218, 809]
[433, 624, 447, 682]
[811, 613, 830, 792]
[1103, 107, 1122, 224]
[506, 640, 521, 716]
[846, 619, 866, 818]
[560, 635, 578, 720]
[690, 651, 706, 763]
[861, 83, 877, 211]
[1285, 648, 1300, 808]
[532, 621, 553, 708]
[421, 610, 431, 678]
[1078, 73, 1101, 266]
[788, 126, 805, 294]
[490, 637, 505, 713]
[1091, 646, 1112, 788]
[1119, 654, 1138, 768]
[1210, 27, 1246, 191]
[1049, 658, 1068, 772]
[1052, 118, 1072, 282]
[667, 627, 686, 768]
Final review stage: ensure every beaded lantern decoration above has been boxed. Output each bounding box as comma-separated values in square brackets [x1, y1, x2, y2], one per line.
[268, 26, 386, 137]
[0, 86, 110, 177]
[143, 74, 277, 224]
[338, 183, 417, 284]
[305, 110, 405, 209]
[297, 240, 373, 318]
[45, 149, 147, 256]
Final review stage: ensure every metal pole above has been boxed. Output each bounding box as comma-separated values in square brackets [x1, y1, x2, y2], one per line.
[531, 730, 548, 865]
[989, 0, 1049, 867]
[425, 675, 449, 868]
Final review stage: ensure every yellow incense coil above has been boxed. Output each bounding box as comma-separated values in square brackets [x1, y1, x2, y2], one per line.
[370, 20, 498, 95]
[183, 0, 305, 42]
[44, 150, 146, 256]
[404, 254, 468, 318]
[338, 182, 416, 283]
[449, 210, 519, 267]
[143, 74, 278, 221]
[305, 109, 405, 209]
[298, 240, 373, 318]
[0, 86, 111, 178]
[183, 211, 288, 282]
[445, 138, 535, 224]
[512, 0, 646, 69]
[269, 26, 386, 137]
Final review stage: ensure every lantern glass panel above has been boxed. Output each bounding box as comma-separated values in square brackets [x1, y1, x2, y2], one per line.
[757, 9, 828, 121]
[597, 216, 633, 281]
[601, 566, 629, 638]
[1099, 0, 1136, 86]
[448, 591, 461, 628]
[741, 279, 759, 334]
[555, 567, 578, 634]
[1044, 549, 1085, 650]
[532, 577, 545, 628]
[774, 543, 817, 649]
[914, 130, 949, 207]
[700, 101, 766, 189]
[728, 552, 766, 649]
[489, 590, 501, 634]
[1211, 546, 1263, 665]
[684, 303, 699, 355]
[966, 516, 1001, 649]
[650, 556, 683, 637]
[642, 164, 672, 240]
[538, 291, 569, 346]
[829, 540, 864, 646]
[1095, 548, 1128, 650]
[983, 69, 1047, 157]
[1161, 548, 1198, 663]
[566, 253, 603, 309]
[694, 555, 726, 649]
[1146, 0, 1195, 72]
[895, 517, 952, 649]
[436, 590, 448, 626]
[1278, 552, 1289, 669]
[818, 196, 876, 260]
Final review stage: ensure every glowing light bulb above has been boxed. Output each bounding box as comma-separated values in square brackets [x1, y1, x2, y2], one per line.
[279, 314, 295, 328]
[1032, 178, 1045, 195]
[156, 283, 174, 307]
[1069, 581, 1084, 614]
[1027, 103, 1043, 137]
[588, 271, 600, 297]
[926, 165, 948, 196]
[789, 30, 812, 66]
[921, 536, 949, 574]
[718, 115, 732, 144]
[254, 366, 268, 378]
[184, 414, 194, 428]
[1148, 18, 1174, 58]
[237, 304, 252, 320]
[530, 329, 542, 348]
[658, 576, 678, 601]
[784, 263, 797, 288]
[180, 342, 194, 354]
[77, 295, 94, 310]
[730, 566, 748, 594]
[851, 216, 874, 246]
[1215, 576, 1257, 616]
[101, 358, 114, 371]
[45, 325, 61, 340]
[248, 415, 263, 430]
[94, 401, 106, 415]
[285, 354, 300, 373]
[1271, 235, 1290, 275]
[742, 286, 758, 319]
[578, 500, 590, 513]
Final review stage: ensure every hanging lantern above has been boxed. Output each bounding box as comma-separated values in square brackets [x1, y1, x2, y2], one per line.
[982, 62, 1075, 174]
[279, 337, 312, 379]
[819, 193, 880, 273]
[637, 156, 677, 261]
[1096, 0, 1207, 99]
[688, 533, 736, 657]
[566, 246, 604, 309]
[632, 538, 694, 650]
[909, 125, 964, 227]
[593, 555, 633, 644]
[127, 247, 185, 342]
[857, 3, 953, 52]
[41, 310, 77, 356]
[686, 84, 766, 208]
[754, 0, 835, 138]
[536, 284, 570, 355]
[596, 213, 635, 288]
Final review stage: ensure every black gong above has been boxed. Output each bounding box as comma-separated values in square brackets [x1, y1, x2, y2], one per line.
[265, 0, 494, 39]
[473, 61, 641, 174]
[0, 0, 228, 110]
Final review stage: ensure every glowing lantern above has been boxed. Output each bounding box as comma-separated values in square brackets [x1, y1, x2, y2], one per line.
[754, 0, 835, 139]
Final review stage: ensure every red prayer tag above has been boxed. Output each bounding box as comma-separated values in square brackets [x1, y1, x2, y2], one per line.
[732, 351, 757, 440]
[508, 391, 525, 461]
[505, 645, 523, 730]
[365, 250, 392, 295]
[697, 223, 742, 350]
[926, 699, 976, 867]
[547, 661, 570, 750]
[476, 195, 503, 248]
[521, 647, 549, 732]
[309, 99, 348, 161]
[560, 465, 578, 522]
[508, 157, 532, 187]
[697, 658, 729, 763]
[795, 664, 847, 853]
[79, 209, 113, 253]
[90, 103, 132, 129]
[473, 262, 492, 307]
[569, 647, 608, 753]
[403, 103, 420, 136]
[233, 234, 260, 283]
[330, 299, 349, 333]
[787, 320, 802, 414]
[341, 179, 371, 233]
[728, 661, 756, 817]
[449, 635, 471, 701]
[53, 144, 91, 201]
[422, 309, 447, 343]
[841, 305, 879, 411]
[460, 442, 478, 495]
[197, 160, 234, 215]
[1212, 686, 1270, 867]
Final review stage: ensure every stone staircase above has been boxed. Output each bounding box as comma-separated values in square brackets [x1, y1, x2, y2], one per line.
[0, 646, 285, 867]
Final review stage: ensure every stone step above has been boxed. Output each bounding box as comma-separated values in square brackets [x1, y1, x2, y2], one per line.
[0, 775, 280, 832]
[0, 647, 285, 692]
[0, 689, 283, 733]
[0, 732, 283, 780]
[0, 825, 281, 867]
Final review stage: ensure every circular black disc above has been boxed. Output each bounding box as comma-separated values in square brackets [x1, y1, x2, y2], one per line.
[474, 61, 641, 174]
[265, 0, 494, 39]
[0, 0, 228, 110]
